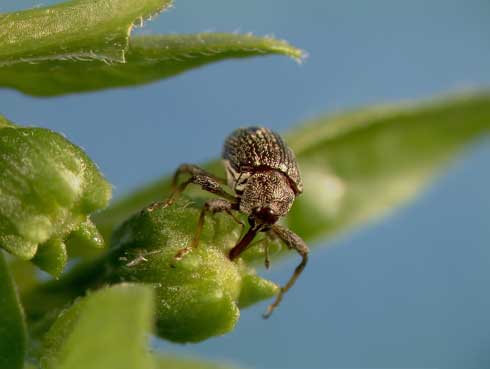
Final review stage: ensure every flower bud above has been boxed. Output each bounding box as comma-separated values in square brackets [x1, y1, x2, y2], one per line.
[109, 199, 278, 342]
[0, 119, 111, 276]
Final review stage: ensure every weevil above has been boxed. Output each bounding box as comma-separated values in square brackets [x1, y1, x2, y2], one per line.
[149, 126, 309, 318]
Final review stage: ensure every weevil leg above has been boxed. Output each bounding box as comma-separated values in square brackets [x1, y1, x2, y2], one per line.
[125, 249, 163, 267]
[242, 232, 278, 269]
[263, 231, 282, 269]
[262, 224, 309, 319]
[264, 242, 271, 269]
[147, 164, 233, 212]
[171, 164, 227, 189]
[174, 198, 238, 261]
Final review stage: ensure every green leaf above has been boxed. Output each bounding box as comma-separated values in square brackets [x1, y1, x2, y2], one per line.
[0, 0, 172, 65]
[94, 92, 490, 261]
[283, 93, 490, 249]
[0, 0, 302, 96]
[0, 34, 303, 97]
[0, 251, 27, 369]
[0, 115, 14, 128]
[155, 354, 238, 369]
[7, 258, 39, 295]
[40, 284, 155, 369]
[32, 239, 68, 278]
[0, 116, 112, 276]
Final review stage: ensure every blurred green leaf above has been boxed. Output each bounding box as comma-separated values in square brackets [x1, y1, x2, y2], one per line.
[40, 284, 155, 369]
[0, 116, 111, 276]
[0, 251, 27, 369]
[283, 93, 490, 248]
[7, 257, 39, 295]
[0, 0, 172, 65]
[0, 115, 14, 128]
[155, 354, 238, 369]
[94, 93, 490, 262]
[0, 33, 303, 96]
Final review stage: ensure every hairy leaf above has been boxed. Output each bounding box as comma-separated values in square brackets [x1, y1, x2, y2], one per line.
[0, 252, 27, 369]
[40, 284, 154, 369]
[0, 0, 172, 65]
[0, 116, 111, 276]
[94, 93, 490, 262]
[0, 34, 303, 96]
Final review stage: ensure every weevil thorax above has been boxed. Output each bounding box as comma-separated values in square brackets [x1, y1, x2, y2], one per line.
[239, 170, 295, 226]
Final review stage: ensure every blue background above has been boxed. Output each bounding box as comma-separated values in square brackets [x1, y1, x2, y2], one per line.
[2, 1, 490, 368]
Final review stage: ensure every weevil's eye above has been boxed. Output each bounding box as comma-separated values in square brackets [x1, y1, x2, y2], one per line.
[252, 207, 279, 225]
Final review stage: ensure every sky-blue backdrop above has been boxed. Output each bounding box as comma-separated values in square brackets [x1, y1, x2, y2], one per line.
[2, 1, 490, 368]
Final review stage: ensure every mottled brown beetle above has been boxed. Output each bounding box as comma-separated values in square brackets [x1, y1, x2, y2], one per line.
[149, 127, 309, 318]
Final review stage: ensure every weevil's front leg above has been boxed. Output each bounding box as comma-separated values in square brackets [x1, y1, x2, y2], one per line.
[262, 224, 309, 319]
[147, 164, 233, 212]
[263, 231, 282, 269]
[174, 198, 239, 261]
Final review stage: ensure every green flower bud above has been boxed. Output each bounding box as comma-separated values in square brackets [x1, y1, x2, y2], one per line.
[109, 198, 278, 342]
[0, 118, 111, 276]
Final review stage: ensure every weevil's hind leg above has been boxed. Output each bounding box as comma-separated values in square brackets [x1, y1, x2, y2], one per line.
[147, 164, 232, 212]
[263, 224, 309, 319]
[174, 198, 238, 262]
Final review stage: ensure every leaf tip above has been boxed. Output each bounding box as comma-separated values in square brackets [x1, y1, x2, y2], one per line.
[261, 34, 307, 63]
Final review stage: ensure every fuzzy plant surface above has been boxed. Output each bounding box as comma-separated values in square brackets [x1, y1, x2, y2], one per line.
[1, 1, 490, 369]
[0, 0, 303, 96]
[0, 116, 111, 277]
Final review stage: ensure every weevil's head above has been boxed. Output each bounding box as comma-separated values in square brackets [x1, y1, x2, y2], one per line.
[239, 170, 295, 230]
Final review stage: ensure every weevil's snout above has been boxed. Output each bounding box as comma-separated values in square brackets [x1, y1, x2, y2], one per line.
[250, 207, 279, 227]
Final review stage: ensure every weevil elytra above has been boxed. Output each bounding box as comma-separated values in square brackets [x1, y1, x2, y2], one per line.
[149, 126, 309, 318]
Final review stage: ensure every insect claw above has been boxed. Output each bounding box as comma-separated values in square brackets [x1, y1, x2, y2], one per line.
[174, 246, 191, 261]
[146, 198, 175, 213]
[262, 306, 273, 319]
[163, 198, 175, 207]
